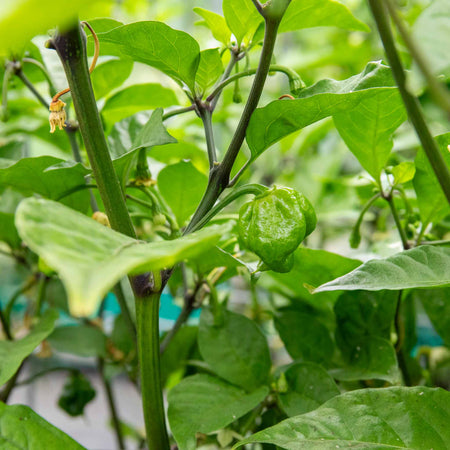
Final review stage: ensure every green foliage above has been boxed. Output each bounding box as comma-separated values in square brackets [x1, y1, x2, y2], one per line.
[15, 197, 229, 316]
[0, 402, 86, 449]
[315, 246, 450, 292]
[234, 387, 450, 449]
[198, 307, 271, 390]
[168, 374, 268, 450]
[0, 310, 58, 386]
[58, 371, 96, 416]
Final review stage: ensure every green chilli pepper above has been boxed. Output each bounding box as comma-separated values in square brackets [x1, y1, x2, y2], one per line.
[238, 186, 316, 273]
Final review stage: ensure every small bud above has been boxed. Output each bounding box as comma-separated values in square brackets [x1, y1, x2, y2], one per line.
[92, 211, 110, 227]
[49, 99, 66, 133]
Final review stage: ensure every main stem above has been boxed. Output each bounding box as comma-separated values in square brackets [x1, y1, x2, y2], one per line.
[52, 23, 169, 450]
[136, 281, 169, 450]
[187, 18, 281, 232]
[368, 0, 450, 206]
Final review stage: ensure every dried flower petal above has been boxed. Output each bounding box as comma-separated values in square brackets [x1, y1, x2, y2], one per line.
[49, 99, 66, 133]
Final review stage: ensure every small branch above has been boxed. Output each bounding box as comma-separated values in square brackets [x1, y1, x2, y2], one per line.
[22, 57, 57, 97]
[16, 69, 49, 109]
[383, 0, 450, 117]
[0, 303, 12, 341]
[162, 105, 195, 121]
[197, 103, 217, 169]
[0, 361, 25, 403]
[211, 49, 240, 110]
[5, 276, 38, 325]
[417, 239, 450, 246]
[228, 159, 252, 187]
[98, 358, 126, 450]
[207, 65, 302, 103]
[394, 290, 412, 386]
[126, 194, 153, 210]
[35, 274, 49, 317]
[384, 193, 410, 250]
[113, 283, 136, 340]
[368, 0, 450, 206]
[251, 0, 264, 15]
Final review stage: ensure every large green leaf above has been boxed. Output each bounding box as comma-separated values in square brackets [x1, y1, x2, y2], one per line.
[314, 246, 450, 293]
[0, 310, 58, 386]
[222, 0, 262, 45]
[97, 22, 201, 91]
[413, 134, 450, 226]
[48, 325, 107, 357]
[0, 0, 108, 56]
[0, 211, 20, 248]
[333, 89, 406, 179]
[0, 156, 89, 212]
[330, 337, 400, 384]
[168, 374, 268, 450]
[246, 62, 398, 159]
[15, 198, 229, 317]
[157, 161, 208, 227]
[0, 402, 85, 449]
[277, 362, 340, 417]
[90, 59, 133, 100]
[274, 308, 334, 365]
[414, 288, 450, 347]
[279, 0, 369, 33]
[194, 8, 231, 45]
[198, 308, 271, 391]
[263, 247, 361, 309]
[101, 84, 178, 125]
[334, 291, 397, 355]
[233, 387, 450, 449]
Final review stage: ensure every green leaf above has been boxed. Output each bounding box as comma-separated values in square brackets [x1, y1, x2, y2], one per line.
[222, 0, 262, 45]
[0, 156, 90, 212]
[0, 402, 86, 449]
[0, 211, 20, 248]
[0, 0, 108, 56]
[415, 287, 450, 347]
[48, 325, 107, 357]
[413, 133, 450, 226]
[334, 291, 397, 355]
[263, 247, 361, 309]
[109, 109, 176, 187]
[333, 89, 406, 179]
[330, 337, 400, 383]
[277, 362, 340, 417]
[198, 308, 271, 390]
[314, 245, 450, 293]
[412, 0, 450, 80]
[233, 386, 450, 449]
[97, 22, 201, 91]
[157, 161, 208, 227]
[194, 8, 231, 45]
[90, 59, 133, 100]
[195, 49, 224, 96]
[246, 62, 398, 160]
[280, 0, 369, 33]
[168, 374, 268, 450]
[274, 308, 334, 365]
[15, 197, 230, 317]
[391, 161, 416, 185]
[58, 371, 96, 416]
[101, 83, 179, 125]
[149, 142, 209, 174]
[0, 310, 58, 386]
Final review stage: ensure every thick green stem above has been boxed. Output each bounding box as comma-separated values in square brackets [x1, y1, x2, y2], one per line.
[52, 23, 169, 449]
[98, 358, 126, 450]
[52, 24, 136, 238]
[187, 18, 282, 232]
[135, 276, 170, 450]
[368, 0, 450, 206]
[383, 0, 450, 117]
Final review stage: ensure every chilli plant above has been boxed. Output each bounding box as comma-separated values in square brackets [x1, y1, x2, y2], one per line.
[0, 0, 450, 449]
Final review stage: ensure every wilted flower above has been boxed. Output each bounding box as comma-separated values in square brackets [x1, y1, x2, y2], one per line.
[49, 99, 66, 133]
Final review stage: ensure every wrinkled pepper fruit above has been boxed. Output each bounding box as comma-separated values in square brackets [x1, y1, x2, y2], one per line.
[238, 186, 316, 273]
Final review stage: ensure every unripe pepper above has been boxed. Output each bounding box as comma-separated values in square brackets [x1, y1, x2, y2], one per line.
[238, 186, 316, 272]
